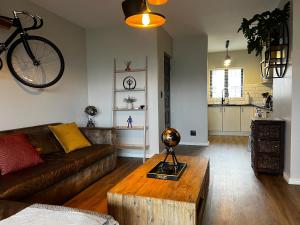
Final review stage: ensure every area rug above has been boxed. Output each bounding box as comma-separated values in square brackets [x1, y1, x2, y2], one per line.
[0, 203, 118, 225]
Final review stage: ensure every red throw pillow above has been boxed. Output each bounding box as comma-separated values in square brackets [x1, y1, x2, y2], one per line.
[0, 133, 43, 175]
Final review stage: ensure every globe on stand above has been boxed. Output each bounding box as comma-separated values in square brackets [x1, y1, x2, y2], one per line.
[161, 128, 181, 172]
[147, 128, 187, 180]
[85, 106, 98, 128]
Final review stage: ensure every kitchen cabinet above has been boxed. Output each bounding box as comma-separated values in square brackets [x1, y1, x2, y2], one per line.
[208, 105, 256, 135]
[222, 107, 241, 132]
[208, 107, 223, 131]
[241, 106, 255, 132]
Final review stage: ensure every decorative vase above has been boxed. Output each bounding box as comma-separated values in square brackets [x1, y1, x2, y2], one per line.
[127, 102, 133, 109]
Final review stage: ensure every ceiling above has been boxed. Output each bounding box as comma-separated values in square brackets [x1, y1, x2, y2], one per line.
[29, 0, 279, 52]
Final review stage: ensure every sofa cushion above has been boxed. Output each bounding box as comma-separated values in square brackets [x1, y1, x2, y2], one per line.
[0, 134, 43, 175]
[49, 123, 91, 153]
[0, 144, 115, 201]
[0, 124, 63, 155]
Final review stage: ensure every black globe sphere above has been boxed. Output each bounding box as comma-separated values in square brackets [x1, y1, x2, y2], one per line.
[85, 106, 98, 117]
[161, 128, 181, 148]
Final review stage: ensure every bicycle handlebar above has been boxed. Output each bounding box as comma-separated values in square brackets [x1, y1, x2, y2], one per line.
[13, 10, 43, 31]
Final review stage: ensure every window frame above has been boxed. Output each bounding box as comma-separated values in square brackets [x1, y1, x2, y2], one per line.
[209, 67, 244, 99]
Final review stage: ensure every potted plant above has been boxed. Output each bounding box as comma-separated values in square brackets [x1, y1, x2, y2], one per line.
[238, 2, 290, 56]
[124, 96, 137, 109]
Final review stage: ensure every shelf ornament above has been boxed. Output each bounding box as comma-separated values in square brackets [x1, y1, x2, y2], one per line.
[84, 105, 98, 128]
[123, 76, 137, 90]
[124, 96, 137, 109]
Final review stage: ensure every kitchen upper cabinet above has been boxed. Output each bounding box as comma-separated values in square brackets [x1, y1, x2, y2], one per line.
[241, 106, 255, 132]
[223, 107, 241, 132]
[208, 107, 223, 132]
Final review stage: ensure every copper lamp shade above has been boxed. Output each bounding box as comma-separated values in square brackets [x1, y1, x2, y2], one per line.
[148, 0, 168, 5]
[122, 0, 166, 28]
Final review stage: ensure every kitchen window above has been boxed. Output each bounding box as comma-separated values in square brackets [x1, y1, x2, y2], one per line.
[210, 68, 243, 98]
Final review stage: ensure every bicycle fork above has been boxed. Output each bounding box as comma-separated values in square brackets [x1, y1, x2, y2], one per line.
[13, 13, 40, 67]
[20, 34, 40, 66]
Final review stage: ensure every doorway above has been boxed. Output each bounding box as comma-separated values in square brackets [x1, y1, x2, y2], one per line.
[164, 53, 171, 128]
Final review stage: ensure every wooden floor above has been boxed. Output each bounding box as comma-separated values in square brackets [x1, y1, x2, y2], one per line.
[65, 136, 300, 225]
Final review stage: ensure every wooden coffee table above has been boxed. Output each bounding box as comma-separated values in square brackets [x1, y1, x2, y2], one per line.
[107, 154, 209, 225]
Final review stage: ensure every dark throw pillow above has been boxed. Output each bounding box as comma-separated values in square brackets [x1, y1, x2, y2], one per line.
[0, 133, 43, 175]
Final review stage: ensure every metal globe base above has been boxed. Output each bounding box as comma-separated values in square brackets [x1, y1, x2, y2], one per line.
[161, 147, 179, 170]
[147, 157, 187, 181]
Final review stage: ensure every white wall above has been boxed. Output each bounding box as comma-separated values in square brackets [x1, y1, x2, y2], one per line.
[290, 0, 300, 183]
[171, 35, 208, 145]
[273, 67, 292, 179]
[86, 26, 160, 158]
[157, 28, 173, 152]
[273, 0, 300, 184]
[272, 11, 292, 181]
[0, 0, 88, 130]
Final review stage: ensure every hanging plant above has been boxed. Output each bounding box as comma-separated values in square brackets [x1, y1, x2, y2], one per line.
[238, 2, 290, 56]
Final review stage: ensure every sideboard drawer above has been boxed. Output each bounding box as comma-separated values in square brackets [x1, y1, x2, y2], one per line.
[257, 155, 280, 170]
[255, 125, 281, 139]
[258, 140, 280, 153]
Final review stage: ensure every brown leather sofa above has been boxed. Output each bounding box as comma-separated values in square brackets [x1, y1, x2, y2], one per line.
[0, 200, 30, 220]
[0, 123, 117, 220]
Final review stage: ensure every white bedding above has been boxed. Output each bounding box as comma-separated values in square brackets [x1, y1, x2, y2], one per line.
[0, 204, 118, 225]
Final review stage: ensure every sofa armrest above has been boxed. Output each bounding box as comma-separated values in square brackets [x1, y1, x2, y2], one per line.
[80, 127, 116, 145]
[0, 200, 31, 220]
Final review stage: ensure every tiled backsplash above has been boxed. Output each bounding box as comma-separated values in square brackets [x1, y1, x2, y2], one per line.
[208, 83, 273, 105]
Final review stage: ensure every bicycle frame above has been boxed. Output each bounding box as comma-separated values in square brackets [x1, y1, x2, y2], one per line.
[0, 11, 43, 62]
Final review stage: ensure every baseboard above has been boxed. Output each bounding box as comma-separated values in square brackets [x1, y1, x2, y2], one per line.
[117, 150, 154, 159]
[283, 172, 300, 185]
[283, 172, 290, 183]
[209, 131, 250, 136]
[180, 142, 209, 146]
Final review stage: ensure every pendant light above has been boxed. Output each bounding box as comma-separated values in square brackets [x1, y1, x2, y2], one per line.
[122, 0, 166, 28]
[224, 40, 232, 67]
[148, 0, 168, 5]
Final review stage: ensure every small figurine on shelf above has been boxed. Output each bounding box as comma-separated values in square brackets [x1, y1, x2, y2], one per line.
[84, 105, 98, 128]
[123, 96, 137, 109]
[125, 61, 132, 71]
[127, 116, 133, 128]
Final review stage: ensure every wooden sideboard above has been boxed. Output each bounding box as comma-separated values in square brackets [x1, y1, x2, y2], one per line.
[250, 118, 285, 175]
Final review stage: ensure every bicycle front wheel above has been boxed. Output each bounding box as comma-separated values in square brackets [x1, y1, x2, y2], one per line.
[7, 35, 65, 88]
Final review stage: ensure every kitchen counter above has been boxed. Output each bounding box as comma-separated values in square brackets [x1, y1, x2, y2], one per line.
[208, 104, 272, 111]
[251, 117, 284, 121]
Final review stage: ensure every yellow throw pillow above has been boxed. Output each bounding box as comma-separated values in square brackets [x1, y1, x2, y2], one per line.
[49, 123, 91, 153]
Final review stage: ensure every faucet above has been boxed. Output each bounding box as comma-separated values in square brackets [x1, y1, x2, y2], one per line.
[221, 88, 227, 105]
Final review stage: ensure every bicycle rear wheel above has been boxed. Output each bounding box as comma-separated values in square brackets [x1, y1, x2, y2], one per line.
[7, 35, 65, 88]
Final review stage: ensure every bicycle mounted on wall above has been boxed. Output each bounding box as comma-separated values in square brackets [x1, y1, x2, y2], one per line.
[0, 11, 64, 88]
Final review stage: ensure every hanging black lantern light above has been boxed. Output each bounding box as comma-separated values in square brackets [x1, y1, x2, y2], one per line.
[122, 0, 166, 28]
